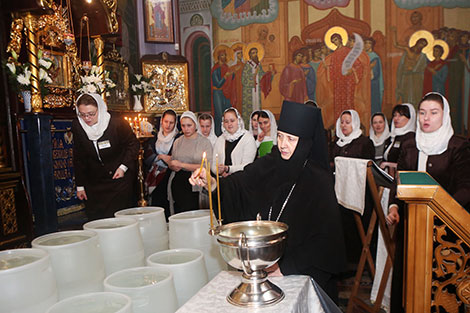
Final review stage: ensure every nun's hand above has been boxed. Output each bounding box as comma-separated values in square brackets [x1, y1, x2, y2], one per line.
[112, 168, 125, 179]
[158, 154, 171, 163]
[257, 132, 265, 142]
[189, 167, 207, 187]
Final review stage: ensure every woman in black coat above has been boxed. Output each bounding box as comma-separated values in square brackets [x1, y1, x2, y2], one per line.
[72, 93, 139, 221]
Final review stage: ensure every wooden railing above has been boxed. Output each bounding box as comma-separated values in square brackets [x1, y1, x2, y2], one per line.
[397, 171, 470, 313]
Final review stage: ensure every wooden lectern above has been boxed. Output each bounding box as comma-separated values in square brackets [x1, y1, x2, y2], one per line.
[397, 171, 470, 313]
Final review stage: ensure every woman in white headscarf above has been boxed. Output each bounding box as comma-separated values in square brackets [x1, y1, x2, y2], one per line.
[212, 108, 257, 176]
[256, 109, 278, 157]
[144, 109, 180, 213]
[72, 93, 139, 221]
[197, 113, 217, 147]
[167, 111, 213, 214]
[386, 92, 470, 313]
[249, 110, 261, 140]
[331, 109, 375, 166]
[369, 112, 391, 164]
[383, 103, 416, 163]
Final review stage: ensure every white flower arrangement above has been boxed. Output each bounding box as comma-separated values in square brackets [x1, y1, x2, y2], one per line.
[78, 65, 116, 96]
[130, 74, 154, 96]
[5, 50, 53, 93]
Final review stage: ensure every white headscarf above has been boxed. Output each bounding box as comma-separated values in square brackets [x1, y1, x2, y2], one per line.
[155, 109, 179, 165]
[180, 111, 199, 131]
[221, 108, 247, 142]
[75, 93, 111, 141]
[384, 103, 416, 160]
[389, 103, 416, 140]
[260, 109, 278, 144]
[336, 109, 362, 147]
[197, 114, 217, 146]
[416, 92, 454, 169]
[369, 113, 391, 147]
[248, 110, 260, 135]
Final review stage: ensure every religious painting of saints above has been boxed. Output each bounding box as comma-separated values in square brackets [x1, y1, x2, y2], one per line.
[44, 50, 71, 88]
[142, 60, 189, 114]
[103, 50, 131, 111]
[42, 49, 74, 109]
[143, 0, 174, 43]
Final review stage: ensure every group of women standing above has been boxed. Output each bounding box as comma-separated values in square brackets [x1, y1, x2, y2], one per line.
[142, 107, 279, 218]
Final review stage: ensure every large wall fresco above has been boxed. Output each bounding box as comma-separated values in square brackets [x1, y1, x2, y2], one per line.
[207, 2, 470, 135]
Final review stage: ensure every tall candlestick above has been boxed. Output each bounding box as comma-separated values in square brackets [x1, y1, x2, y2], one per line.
[206, 158, 214, 229]
[216, 154, 221, 223]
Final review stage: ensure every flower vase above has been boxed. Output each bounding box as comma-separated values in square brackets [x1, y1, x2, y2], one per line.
[133, 95, 144, 112]
[21, 91, 32, 113]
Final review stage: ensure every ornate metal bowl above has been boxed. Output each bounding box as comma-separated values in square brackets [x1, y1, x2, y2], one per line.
[217, 220, 288, 307]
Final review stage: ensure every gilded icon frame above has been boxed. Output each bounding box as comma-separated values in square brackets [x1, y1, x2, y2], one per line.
[142, 60, 189, 114]
[103, 49, 131, 111]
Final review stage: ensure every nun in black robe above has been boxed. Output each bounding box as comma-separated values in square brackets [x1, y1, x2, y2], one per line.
[190, 101, 346, 302]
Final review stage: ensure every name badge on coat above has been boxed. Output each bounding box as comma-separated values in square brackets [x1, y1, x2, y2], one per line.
[393, 141, 400, 148]
[98, 140, 111, 150]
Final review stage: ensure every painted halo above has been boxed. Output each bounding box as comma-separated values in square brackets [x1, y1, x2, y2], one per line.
[213, 44, 234, 63]
[324, 26, 348, 51]
[243, 42, 265, 62]
[408, 30, 434, 55]
[425, 39, 449, 61]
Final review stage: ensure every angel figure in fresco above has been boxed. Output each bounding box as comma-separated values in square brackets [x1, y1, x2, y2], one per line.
[279, 49, 308, 103]
[241, 43, 274, 126]
[423, 42, 448, 96]
[229, 43, 245, 114]
[364, 37, 384, 114]
[316, 27, 370, 130]
[393, 27, 429, 108]
[212, 45, 234, 135]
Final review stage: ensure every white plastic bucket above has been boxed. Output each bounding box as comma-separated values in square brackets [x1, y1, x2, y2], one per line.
[0, 248, 58, 313]
[147, 248, 208, 307]
[46, 292, 132, 313]
[83, 217, 145, 276]
[32, 230, 105, 299]
[168, 210, 226, 279]
[104, 267, 178, 313]
[115, 207, 168, 257]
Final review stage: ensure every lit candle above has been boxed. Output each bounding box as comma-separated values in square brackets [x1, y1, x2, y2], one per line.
[206, 158, 214, 229]
[196, 151, 206, 178]
[216, 154, 221, 222]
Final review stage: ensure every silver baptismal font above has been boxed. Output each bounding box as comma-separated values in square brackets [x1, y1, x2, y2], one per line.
[216, 220, 288, 307]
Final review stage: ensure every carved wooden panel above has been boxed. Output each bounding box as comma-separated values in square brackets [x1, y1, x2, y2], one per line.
[0, 188, 18, 235]
[0, 174, 33, 250]
[432, 217, 470, 313]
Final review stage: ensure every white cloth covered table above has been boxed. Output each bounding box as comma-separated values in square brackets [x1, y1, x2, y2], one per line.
[177, 270, 340, 313]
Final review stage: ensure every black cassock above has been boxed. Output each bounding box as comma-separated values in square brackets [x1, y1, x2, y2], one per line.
[217, 146, 346, 295]
[72, 117, 139, 220]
